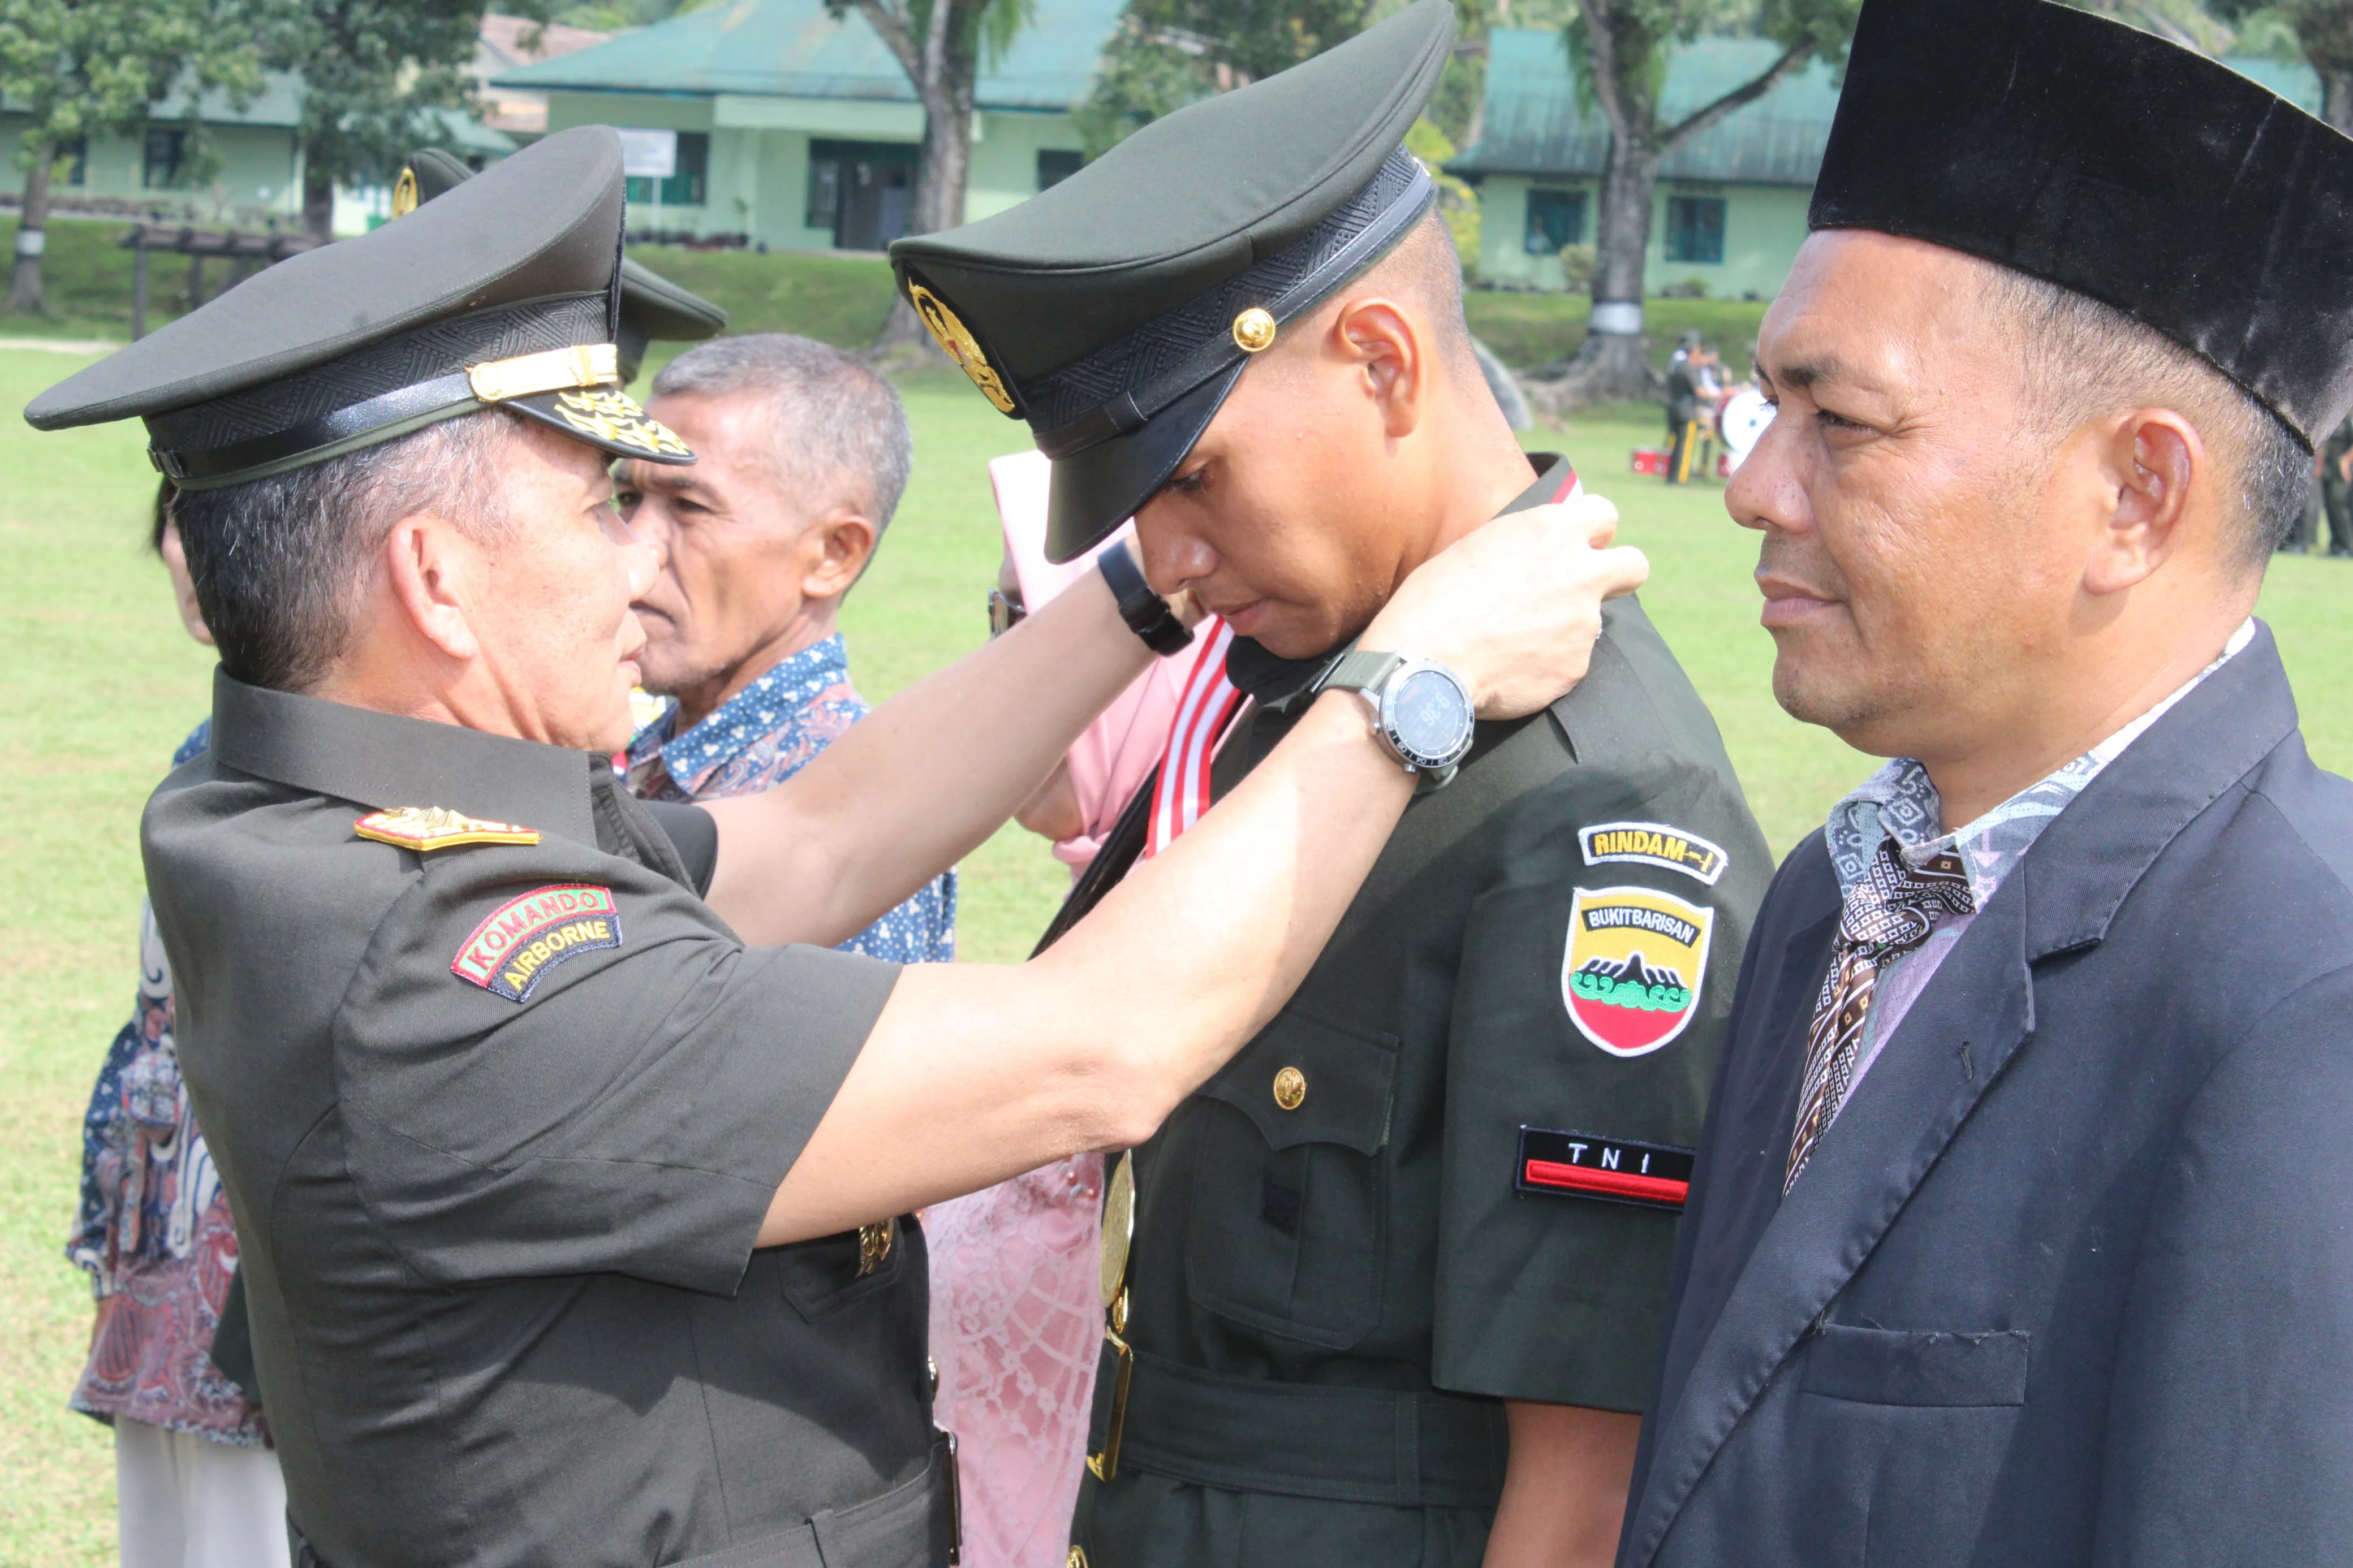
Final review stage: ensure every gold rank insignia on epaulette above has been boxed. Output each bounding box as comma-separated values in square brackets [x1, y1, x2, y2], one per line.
[354, 806, 541, 852]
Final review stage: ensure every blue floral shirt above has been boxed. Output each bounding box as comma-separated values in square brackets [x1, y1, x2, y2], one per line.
[625, 633, 956, 963]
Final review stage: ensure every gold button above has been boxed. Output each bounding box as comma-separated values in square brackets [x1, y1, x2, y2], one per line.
[1231, 307, 1278, 353]
[1273, 1066, 1307, 1111]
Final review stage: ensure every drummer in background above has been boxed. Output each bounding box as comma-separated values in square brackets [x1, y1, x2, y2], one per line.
[1717, 351, 1776, 475]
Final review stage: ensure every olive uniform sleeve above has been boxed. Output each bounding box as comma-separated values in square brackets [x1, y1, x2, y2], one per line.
[1432, 752, 1769, 1411]
[333, 833, 897, 1297]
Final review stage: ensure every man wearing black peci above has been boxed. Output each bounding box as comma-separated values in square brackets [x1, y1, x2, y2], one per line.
[1619, 3, 2353, 1563]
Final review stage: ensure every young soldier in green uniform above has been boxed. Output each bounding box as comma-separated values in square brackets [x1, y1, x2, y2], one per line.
[23, 126, 1642, 1567]
[890, 6, 1769, 1563]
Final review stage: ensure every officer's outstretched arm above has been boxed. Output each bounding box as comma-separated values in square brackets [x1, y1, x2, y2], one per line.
[700, 558, 1157, 947]
[757, 502, 1645, 1244]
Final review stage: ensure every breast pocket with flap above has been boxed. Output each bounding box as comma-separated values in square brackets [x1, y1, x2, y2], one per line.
[1799, 1323, 2033, 1407]
[1182, 1006, 1400, 1349]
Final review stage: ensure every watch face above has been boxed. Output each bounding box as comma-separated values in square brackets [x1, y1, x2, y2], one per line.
[1387, 667, 1471, 766]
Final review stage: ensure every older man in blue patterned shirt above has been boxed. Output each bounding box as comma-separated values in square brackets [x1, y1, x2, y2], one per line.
[619, 333, 954, 962]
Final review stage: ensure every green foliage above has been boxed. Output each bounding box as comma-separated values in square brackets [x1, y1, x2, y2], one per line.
[624, 243, 906, 344]
[0, 216, 209, 337]
[1463, 289, 1764, 372]
[0, 0, 261, 179]
[551, 0, 707, 24]
[1074, 0, 1382, 150]
[251, 0, 492, 193]
[1557, 241, 1597, 290]
[1406, 117, 1483, 274]
[0, 219, 1777, 373]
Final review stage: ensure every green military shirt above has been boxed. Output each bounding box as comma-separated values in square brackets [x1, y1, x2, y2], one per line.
[1071, 456, 1770, 1568]
[144, 674, 954, 1568]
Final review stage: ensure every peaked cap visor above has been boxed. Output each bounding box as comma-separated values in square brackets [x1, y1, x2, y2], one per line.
[1812, 0, 2353, 446]
[887, 0, 1455, 387]
[1044, 363, 1244, 562]
[405, 146, 728, 379]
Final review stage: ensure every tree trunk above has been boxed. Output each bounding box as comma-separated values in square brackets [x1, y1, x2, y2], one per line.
[303, 153, 335, 243]
[7, 146, 55, 316]
[1576, 133, 1663, 398]
[2322, 65, 2353, 135]
[1533, 7, 1807, 408]
[869, 0, 979, 355]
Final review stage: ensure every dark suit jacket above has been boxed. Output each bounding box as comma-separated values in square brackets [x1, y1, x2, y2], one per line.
[1618, 624, 2353, 1568]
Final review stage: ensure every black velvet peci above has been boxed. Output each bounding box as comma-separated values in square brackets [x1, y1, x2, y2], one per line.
[1811, 0, 2353, 446]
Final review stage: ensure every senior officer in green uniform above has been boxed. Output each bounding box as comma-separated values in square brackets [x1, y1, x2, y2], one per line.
[23, 128, 1647, 1568]
[890, 7, 1769, 1565]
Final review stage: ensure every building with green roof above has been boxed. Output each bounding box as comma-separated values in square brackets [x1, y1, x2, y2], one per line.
[1, 75, 318, 224]
[492, 0, 1122, 253]
[1, 73, 514, 231]
[1452, 32, 2325, 302]
[1450, 34, 1838, 300]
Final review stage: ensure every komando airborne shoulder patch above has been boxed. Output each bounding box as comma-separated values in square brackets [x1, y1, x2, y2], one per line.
[453, 884, 622, 1003]
[1561, 885, 1713, 1057]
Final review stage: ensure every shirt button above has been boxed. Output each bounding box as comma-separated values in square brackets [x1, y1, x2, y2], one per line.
[1272, 1066, 1307, 1111]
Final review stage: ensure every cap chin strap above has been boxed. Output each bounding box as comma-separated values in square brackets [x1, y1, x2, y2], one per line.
[1030, 158, 1437, 463]
[149, 344, 621, 486]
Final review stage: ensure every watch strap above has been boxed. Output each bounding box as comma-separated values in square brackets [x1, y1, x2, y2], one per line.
[1098, 542, 1194, 656]
[1313, 649, 1403, 695]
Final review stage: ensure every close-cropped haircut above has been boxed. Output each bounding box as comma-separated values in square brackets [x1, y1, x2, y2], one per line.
[168, 411, 519, 693]
[650, 333, 913, 533]
[1979, 264, 2310, 574]
[1367, 210, 1482, 385]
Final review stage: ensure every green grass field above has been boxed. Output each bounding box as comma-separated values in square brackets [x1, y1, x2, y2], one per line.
[0, 340, 2343, 1562]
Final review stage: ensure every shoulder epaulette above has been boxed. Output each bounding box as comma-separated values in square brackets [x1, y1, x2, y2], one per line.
[355, 806, 541, 853]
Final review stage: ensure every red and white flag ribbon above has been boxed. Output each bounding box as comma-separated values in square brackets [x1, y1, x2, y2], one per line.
[1137, 460, 1581, 858]
[1143, 617, 1243, 858]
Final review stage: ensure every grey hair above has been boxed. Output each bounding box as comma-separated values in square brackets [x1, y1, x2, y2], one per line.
[169, 411, 519, 693]
[1979, 266, 2309, 573]
[650, 333, 914, 532]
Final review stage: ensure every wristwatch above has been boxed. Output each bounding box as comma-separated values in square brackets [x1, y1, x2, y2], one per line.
[1312, 649, 1476, 787]
[1097, 541, 1194, 656]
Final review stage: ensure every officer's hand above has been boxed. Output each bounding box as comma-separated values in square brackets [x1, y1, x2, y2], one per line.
[1362, 494, 1646, 719]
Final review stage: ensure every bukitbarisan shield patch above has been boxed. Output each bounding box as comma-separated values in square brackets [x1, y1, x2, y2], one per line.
[452, 884, 622, 1003]
[1561, 885, 1713, 1057]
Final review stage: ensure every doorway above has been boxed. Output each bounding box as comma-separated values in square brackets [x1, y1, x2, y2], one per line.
[808, 140, 917, 251]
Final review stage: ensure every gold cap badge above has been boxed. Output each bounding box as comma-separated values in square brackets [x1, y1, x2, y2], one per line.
[391, 166, 419, 219]
[547, 388, 693, 459]
[355, 807, 540, 853]
[1231, 307, 1278, 354]
[908, 283, 1018, 414]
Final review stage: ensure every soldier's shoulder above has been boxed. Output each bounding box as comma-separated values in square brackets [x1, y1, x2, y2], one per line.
[1550, 598, 1741, 777]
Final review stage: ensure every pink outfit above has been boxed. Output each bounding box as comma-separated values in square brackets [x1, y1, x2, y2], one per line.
[921, 452, 1198, 1566]
[986, 450, 1194, 870]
